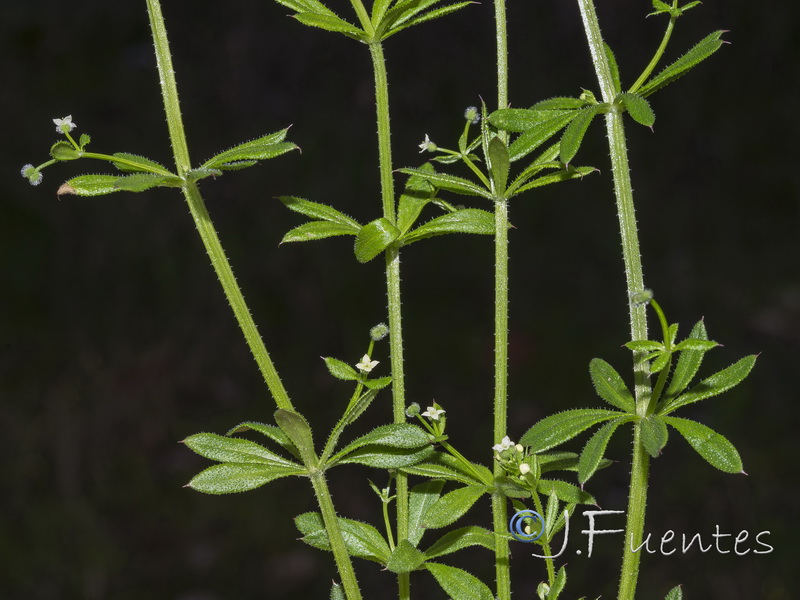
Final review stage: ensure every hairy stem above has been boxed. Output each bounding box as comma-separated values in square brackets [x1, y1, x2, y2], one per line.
[310, 471, 364, 600]
[146, 0, 293, 411]
[576, 1, 652, 599]
[492, 0, 512, 597]
[368, 40, 410, 600]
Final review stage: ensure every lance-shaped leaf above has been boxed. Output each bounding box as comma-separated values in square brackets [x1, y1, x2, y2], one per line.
[664, 584, 683, 600]
[494, 474, 530, 499]
[111, 152, 172, 175]
[659, 354, 757, 414]
[424, 526, 494, 559]
[424, 562, 494, 600]
[488, 137, 510, 195]
[362, 376, 391, 390]
[183, 432, 299, 466]
[292, 12, 366, 40]
[489, 108, 574, 133]
[590, 358, 636, 412]
[273, 0, 337, 15]
[512, 166, 596, 196]
[538, 478, 596, 505]
[508, 111, 580, 162]
[618, 92, 655, 127]
[334, 424, 432, 458]
[408, 480, 445, 546]
[279, 196, 361, 229]
[401, 208, 494, 245]
[520, 408, 623, 452]
[282, 221, 359, 243]
[578, 416, 632, 484]
[274, 409, 318, 467]
[396, 167, 490, 198]
[423, 485, 486, 529]
[560, 104, 607, 164]
[295, 512, 392, 564]
[637, 31, 727, 97]
[640, 414, 669, 458]
[113, 173, 183, 192]
[334, 443, 433, 469]
[605, 42, 622, 95]
[354, 217, 400, 263]
[402, 451, 492, 486]
[332, 424, 434, 468]
[664, 416, 743, 473]
[186, 168, 222, 183]
[226, 421, 299, 459]
[57, 173, 178, 196]
[386, 540, 426, 573]
[661, 320, 710, 401]
[323, 357, 360, 381]
[186, 462, 305, 494]
[382, 0, 473, 40]
[531, 97, 589, 110]
[330, 582, 345, 600]
[396, 164, 436, 234]
[339, 388, 380, 428]
[201, 129, 298, 170]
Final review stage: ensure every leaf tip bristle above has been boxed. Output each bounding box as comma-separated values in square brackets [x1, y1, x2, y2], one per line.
[740, 469, 748, 476]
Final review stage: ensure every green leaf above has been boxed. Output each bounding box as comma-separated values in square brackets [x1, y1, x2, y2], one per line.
[494, 474, 531, 499]
[605, 42, 622, 94]
[279, 196, 361, 229]
[423, 485, 486, 529]
[664, 584, 683, 600]
[664, 416, 743, 473]
[336, 444, 434, 469]
[282, 221, 359, 243]
[508, 111, 580, 162]
[590, 358, 636, 412]
[186, 462, 304, 494]
[186, 168, 222, 183]
[293, 12, 365, 40]
[537, 479, 596, 505]
[334, 424, 432, 458]
[550, 565, 567, 599]
[488, 136, 510, 195]
[295, 512, 392, 564]
[396, 164, 436, 234]
[402, 208, 495, 245]
[371, 0, 393, 28]
[578, 417, 632, 484]
[386, 539, 426, 573]
[396, 167, 490, 198]
[354, 217, 400, 263]
[408, 480, 445, 546]
[274, 409, 318, 467]
[183, 432, 299, 467]
[560, 104, 606, 164]
[625, 340, 665, 352]
[424, 526, 494, 559]
[673, 339, 719, 352]
[50, 141, 81, 161]
[383, 1, 472, 40]
[424, 562, 494, 600]
[618, 92, 655, 127]
[544, 491, 560, 541]
[56, 175, 120, 197]
[112, 173, 182, 192]
[539, 451, 580, 473]
[273, 0, 336, 14]
[111, 152, 171, 174]
[339, 389, 381, 428]
[78, 133, 91, 149]
[362, 376, 392, 390]
[402, 451, 492, 486]
[531, 97, 589, 110]
[520, 408, 623, 452]
[660, 354, 757, 414]
[511, 166, 596, 196]
[201, 129, 298, 169]
[640, 414, 669, 457]
[225, 421, 299, 458]
[662, 320, 710, 402]
[637, 31, 727, 97]
[489, 108, 574, 133]
[330, 582, 345, 600]
[323, 357, 360, 381]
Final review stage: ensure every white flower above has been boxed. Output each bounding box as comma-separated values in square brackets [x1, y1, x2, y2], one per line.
[418, 134, 436, 153]
[356, 354, 379, 373]
[515, 444, 524, 453]
[53, 115, 76, 134]
[492, 436, 514, 453]
[421, 406, 445, 420]
[519, 463, 531, 475]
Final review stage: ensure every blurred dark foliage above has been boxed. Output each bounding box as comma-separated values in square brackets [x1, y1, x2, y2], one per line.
[1, 1, 798, 598]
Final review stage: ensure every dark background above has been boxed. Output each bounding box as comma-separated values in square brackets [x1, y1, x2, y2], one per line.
[2, 0, 797, 599]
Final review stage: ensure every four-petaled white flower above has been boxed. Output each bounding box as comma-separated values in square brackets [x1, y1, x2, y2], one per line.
[421, 406, 445, 420]
[356, 354, 379, 373]
[418, 134, 436, 153]
[492, 435, 515, 453]
[53, 115, 76, 134]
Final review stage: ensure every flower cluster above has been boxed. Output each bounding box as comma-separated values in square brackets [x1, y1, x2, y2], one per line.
[493, 436, 537, 481]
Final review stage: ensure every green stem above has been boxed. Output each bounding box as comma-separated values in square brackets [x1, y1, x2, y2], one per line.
[493, 0, 511, 596]
[492, 199, 512, 600]
[575, 2, 652, 599]
[628, 13, 677, 94]
[531, 491, 556, 584]
[368, 40, 409, 600]
[310, 471, 364, 600]
[146, 0, 293, 412]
